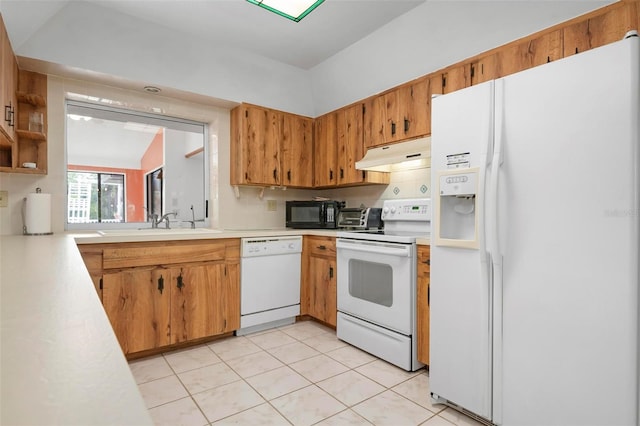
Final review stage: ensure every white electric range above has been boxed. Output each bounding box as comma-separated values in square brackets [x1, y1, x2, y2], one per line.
[336, 198, 431, 371]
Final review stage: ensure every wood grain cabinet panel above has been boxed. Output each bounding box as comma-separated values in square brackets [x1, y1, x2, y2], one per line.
[94, 239, 240, 355]
[416, 245, 430, 365]
[563, 2, 638, 57]
[364, 77, 429, 147]
[313, 111, 338, 187]
[497, 30, 562, 77]
[230, 104, 281, 186]
[103, 267, 171, 354]
[302, 236, 337, 327]
[170, 262, 240, 344]
[281, 113, 313, 187]
[337, 103, 365, 185]
[442, 64, 471, 94]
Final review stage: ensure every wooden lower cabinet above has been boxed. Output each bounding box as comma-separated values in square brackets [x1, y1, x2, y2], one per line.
[302, 236, 337, 327]
[416, 245, 430, 365]
[80, 239, 240, 355]
[103, 267, 171, 354]
[170, 263, 240, 344]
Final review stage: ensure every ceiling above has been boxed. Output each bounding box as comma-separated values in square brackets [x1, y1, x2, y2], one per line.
[1, 0, 425, 70]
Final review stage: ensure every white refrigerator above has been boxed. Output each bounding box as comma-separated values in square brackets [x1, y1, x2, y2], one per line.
[429, 34, 639, 425]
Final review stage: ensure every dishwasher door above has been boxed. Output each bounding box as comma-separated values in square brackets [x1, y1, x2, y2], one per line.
[241, 252, 301, 315]
[239, 236, 302, 333]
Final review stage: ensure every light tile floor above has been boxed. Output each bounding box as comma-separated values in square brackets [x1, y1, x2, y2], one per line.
[129, 320, 484, 426]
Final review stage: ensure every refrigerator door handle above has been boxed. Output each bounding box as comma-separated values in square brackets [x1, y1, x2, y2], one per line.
[490, 78, 506, 426]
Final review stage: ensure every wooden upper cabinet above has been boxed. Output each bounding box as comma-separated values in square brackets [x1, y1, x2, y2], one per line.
[281, 113, 313, 187]
[563, 2, 638, 57]
[231, 103, 314, 188]
[471, 53, 499, 85]
[364, 77, 430, 147]
[442, 64, 471, 94]
[0, 14, 18, 161]
[497, 30, 562, 77]
[337, 103, 364, 185]
[230, 104, 281, 186]
[313, 111, 338, 188]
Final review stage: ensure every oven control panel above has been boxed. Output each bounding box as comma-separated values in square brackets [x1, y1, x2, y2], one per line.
[381, 198, 431, 221]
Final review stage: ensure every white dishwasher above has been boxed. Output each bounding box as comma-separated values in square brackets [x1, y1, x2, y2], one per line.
[237, 236, 302, 336]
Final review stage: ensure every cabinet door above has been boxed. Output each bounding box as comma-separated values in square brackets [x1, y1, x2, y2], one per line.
[1, 16, 17, 143]
[416, 245, 430, 365]
[282, 114, 313, 188]
[313, 112, 337, 187]
[397, 78, 429, 140]
[497, 30, 562, 77]
[563, 3, 638, 57]
[308, 255, 337, 327]
[103, 268, 171, 354]
[442, 64, 471, 94]
[170, 263, 239, 344]
[231, 105, 281, 186]
[337, 103, 365, 185]
[471, 53, 499, 85]
[363, 95, 387, 148]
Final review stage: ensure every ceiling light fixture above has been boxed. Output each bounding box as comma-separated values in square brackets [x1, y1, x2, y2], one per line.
[143, 86, 161, 94]
[246, 0, 324, 22]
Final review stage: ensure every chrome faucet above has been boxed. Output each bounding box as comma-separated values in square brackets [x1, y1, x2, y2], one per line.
[158, 211, 178, 229]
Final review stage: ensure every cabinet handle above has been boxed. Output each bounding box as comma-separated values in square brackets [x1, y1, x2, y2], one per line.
[287, 170, 291, 182]
[176, 270, 185, 291]
[340, 168, 344, 179]
[422, 259, 430, 265]
[158, 275, 164, 294]
[329, 169, 333, 181]
[427, 284, 430, 306]
[317, 245, 327, 250]
[4, 105, 11, 123]
[273, 169, 277, 181]
[404, 118, 409, 133]
[329, 266, 334, 279]
[99, 277, 103, 290]
[391, 121, 396, 136]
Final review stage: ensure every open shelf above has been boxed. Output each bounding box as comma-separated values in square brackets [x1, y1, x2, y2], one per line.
[16, 92, 46, 107]
[15, 129, 46, 141]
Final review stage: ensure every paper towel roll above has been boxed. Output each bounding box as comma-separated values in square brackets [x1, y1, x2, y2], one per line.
[24, 193, 52, 235]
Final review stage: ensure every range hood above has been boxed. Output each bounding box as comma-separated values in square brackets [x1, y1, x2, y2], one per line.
[356, 136, 431, 172]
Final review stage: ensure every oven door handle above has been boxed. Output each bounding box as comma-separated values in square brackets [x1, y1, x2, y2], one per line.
[336, 239, 412, 257]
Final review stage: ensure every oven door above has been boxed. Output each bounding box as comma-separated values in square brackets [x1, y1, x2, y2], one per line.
[336, 238, 415, 335]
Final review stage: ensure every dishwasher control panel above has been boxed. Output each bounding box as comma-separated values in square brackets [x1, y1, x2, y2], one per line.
[241, 236, 303, 257]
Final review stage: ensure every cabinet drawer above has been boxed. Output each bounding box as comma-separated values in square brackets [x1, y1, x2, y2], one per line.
[417, 245, 430, 274]
[103, 239, 237, 269]
[305, 236, 336, 258]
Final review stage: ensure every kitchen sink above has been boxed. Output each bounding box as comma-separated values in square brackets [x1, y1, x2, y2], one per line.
[97, 228, 223, 236]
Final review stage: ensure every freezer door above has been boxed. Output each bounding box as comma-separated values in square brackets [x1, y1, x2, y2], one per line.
[495, 36, 639, 425]
[430, 81, 494, 421]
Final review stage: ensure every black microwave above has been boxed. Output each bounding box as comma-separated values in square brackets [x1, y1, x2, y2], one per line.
[286, 200, 345, 229]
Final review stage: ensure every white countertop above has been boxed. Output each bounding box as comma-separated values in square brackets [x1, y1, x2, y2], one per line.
[0, 234, 153, 426]
[75, 228, 340, 244]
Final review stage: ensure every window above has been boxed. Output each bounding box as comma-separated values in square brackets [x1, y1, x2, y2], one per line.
[67, 171, 125, 223]
[65, 100, 208, 230]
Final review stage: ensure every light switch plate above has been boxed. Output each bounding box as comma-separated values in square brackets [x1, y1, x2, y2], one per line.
[0, 190, 8, 207]
[266, 199, 277, 211]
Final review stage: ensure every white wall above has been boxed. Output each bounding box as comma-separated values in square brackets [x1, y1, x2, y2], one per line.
[13, 1, 315, 116]
[7, 1, 612, 117]
[310, 1, 614, 115]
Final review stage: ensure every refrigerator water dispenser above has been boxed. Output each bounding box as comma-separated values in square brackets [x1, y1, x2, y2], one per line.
[435, 168, 479, 249]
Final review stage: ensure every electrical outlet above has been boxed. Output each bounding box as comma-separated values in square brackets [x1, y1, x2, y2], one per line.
[266, 199, 277, 211]
[0, 191, 7, 208]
